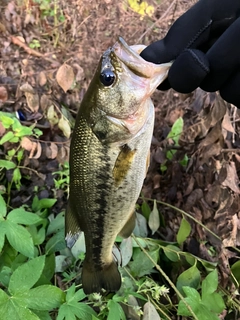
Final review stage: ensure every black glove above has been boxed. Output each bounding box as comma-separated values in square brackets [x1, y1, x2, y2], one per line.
[140, 0, 240, 107]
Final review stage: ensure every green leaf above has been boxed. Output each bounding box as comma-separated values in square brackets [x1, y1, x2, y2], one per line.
[177, 218, 191, 245]
[0, 114, 14, 128]
[7, 208, 43, 225]
[14, 126, 33, 137]
[167, 117, 183, 145]
[201, 269, 218, 297]
[45, 229, 66, 254]
[5, 220, 34, 258]
[0, 296, 40, 320]
[0, 131, 15, 144]
[32, 197, 57, 212]
[148, 200, 160, 235]
[107, 300, 126, 320]
[21, 285, 65, 310]
[57, 302, 96, 320]
[8, 256, 45, 295]
[201, 292, 225, 314]
[0, 222, 6, 251]
[32, 310, 52, 320]
[176, 265, 201, 296]
[141, 201, 151, 220]
[0, 159, 16, 170]
[35, 254, 55, 286]
[12, 168, 21, 189]
[162, 244, 181, 262]
[231, 260, 240, 284]
[0, 194, 7, 218]
[177, 287, 201, 316]
[46, 211, 64, 236]
[129, 246, 159, 277]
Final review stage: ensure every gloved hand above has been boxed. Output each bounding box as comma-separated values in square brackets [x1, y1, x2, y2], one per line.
[140, 0, 240, 107]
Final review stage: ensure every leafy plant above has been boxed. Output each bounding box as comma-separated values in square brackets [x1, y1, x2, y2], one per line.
[161, 117, 189, 172]
[178, 269, 225, 319]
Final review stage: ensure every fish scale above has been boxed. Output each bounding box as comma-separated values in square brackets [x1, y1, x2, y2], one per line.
[66, 37, 172, 294]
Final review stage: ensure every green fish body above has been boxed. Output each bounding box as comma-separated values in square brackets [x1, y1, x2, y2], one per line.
[66, 38, 171, 294]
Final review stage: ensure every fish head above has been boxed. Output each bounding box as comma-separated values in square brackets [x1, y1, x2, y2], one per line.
[82, 37, 172, 143]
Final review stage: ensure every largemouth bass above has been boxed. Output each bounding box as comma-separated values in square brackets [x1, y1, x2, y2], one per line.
[66, 37, 171, 294]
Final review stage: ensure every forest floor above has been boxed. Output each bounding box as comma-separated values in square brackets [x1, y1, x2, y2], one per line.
[1, 0, 240, 319]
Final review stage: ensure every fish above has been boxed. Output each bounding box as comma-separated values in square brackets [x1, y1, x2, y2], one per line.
[65, 37, 171, 294]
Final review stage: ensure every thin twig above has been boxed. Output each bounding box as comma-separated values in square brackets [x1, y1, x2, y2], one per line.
[136, 0, 177, 43]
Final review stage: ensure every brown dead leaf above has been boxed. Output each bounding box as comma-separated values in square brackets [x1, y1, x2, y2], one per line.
[20, 83, 39, 112]
[0, 122, 6, 137]
[21, 137, 33, 151]
[221, 161, 240, 194]
[58, 116, 71, 138]
[32, 142, 42, 159]
[222, 111, 235, 134]
[20, 83, 35, 94]
[29, 141, 37, 158]
[38, 71, 47, 86]
[46, 142, 58, 159]
[0, 86, 8, 102]
[56, 64, 75, 92]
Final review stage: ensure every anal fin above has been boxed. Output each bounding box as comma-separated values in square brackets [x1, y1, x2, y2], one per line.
[118, 210, 136, 238]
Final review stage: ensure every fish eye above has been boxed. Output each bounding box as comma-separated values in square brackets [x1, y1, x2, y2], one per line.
[100, 69, 115, 86]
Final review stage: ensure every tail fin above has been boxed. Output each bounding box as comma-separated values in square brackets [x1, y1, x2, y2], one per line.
[82, 260, 121, 294]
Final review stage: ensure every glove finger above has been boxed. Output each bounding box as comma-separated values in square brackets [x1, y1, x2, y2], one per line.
[220, 71, 240, 108]
[201, 17, 240, 92]
[141, 0, 240, 64]
[167, 49, 209, 93]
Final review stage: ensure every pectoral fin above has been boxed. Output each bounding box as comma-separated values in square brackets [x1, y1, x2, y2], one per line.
[65, 202, 81, 248]
[113, 144, 136, 187]
[118, 210, 136, 238]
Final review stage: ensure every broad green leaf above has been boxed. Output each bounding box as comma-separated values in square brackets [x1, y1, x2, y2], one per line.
[167, 117, 183, 145]
[32, 311, 52, 320]
[141, 201, 151, 220]
[120, 237, 133, 267]
[5, 220, 34, 258]
[0, 194, 7, 218]
[148, 200, 160, 235]
[176, 265, 200, 296]
[21, 285, 65, 310]
[32, 197, 57, 212]
[0, 223, 6, 251]
[73, 288, 86, 302]
[0, 131, 15, 144]
[0, 289, 9, 304]
[201, 269, 218, 297]
[7, 208, 43, 225]
[177, 218, 191, 245]
[177, 287, 201, 316]
[35, 254, 55, 286]
[0, 296, 40, 320]
[8, 256, 45, 295]
[107, 300, 126, 320]
[46, 211, 65, 236]
[14, 126, 32, 137]
[12, 167, 21, 189]
[28, 226, 46, 246]
[45, 229, 66, 254]
[133, 212, 148, 238]
[0, 266, 11, 287]
[195, 304, 220, 320]
[129, 246, 159, 277]
[0, 114, 14, 127]
[0, 159, 16, 170]
[65, 284, 76, 302]
[231, 260, 240, 284]
[201, 292, 225, 314]
[162, 244, 181, 262]
[57, 302, 96, 320]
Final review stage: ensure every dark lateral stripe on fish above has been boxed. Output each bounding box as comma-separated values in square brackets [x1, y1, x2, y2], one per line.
[89, 147, 112, 268]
